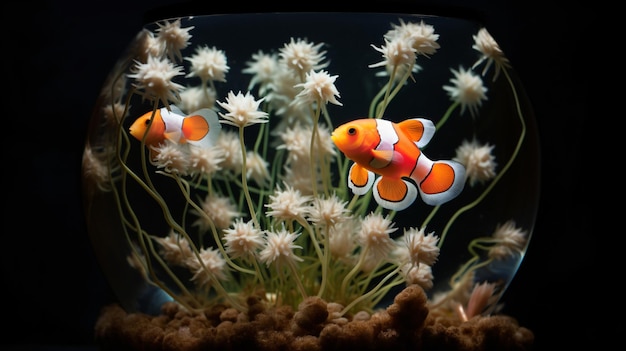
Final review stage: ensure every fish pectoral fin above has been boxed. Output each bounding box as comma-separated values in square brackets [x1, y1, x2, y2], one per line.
[163, 131, 183, 143]
[418, 160, 466, 206]
[370, 149, 394, 169]
[399, 118, 436, 148]
[373, 177, 417, 211]
[348, 163, 374, 195]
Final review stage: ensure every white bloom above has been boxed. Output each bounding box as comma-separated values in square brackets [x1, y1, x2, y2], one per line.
[472, 27, 510, 81]
[149, 139, 190, 175]
[280, 166, 320, 196]
[99, 72, 128, 104]
[265, 183, 312, 221]
[279, 38, 328, 77]
[192, 194, 240, 232]
[265, 68, 310, 122]
[179, 85, 217, 112]
[245, 150, 270, 186]
[453, 138, 497, 187]
[102, 102, 127, 125]
[215, 130, 243, 173]
[443, 66, 488, 117]
[155, 231, 194, 266]
[385, 19, 440, 57]
[243, 50, 280, 95]
[402, 227, 440, 267]
[258, 227, 304, 267]
[311, 123, 338, 158]
[154, 18, 194, 63]
[217, 91, 269, 128]
[185, 45, 229, 83]
[82, 144, 114, 192]
[400, 263, 434, 290]
[358, 212, 397, 262]
[128, 55, 185, 107]
[307, 193, 350, 227]
[276, 124, 336, 164]
[374, 61, 422, 82]
[488, 220, 527, 259]
[222, 218, 264, 260]
[276, 124, 313, 162]
[292, 69, 342, 107]
[133, 28, 162, 63]
[369, 37, 417, 69]
[328, 219, 358, 260]
[187, 144, 224, 178]
[187, 247, 227, 288]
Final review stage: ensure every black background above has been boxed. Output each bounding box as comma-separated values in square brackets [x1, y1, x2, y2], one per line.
[5, 0, 601, 350]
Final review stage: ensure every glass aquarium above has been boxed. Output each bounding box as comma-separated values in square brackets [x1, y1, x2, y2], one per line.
[82, 12, 539, 347]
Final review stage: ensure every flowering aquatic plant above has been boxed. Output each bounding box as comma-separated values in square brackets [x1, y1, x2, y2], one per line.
[82, 14, 537, 323]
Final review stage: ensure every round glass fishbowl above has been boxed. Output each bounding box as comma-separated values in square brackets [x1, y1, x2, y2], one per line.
[82, 12, 539, 349]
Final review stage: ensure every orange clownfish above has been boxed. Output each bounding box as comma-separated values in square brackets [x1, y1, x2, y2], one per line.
[331, 118, 465, 211]
[129, 105, 221, 149]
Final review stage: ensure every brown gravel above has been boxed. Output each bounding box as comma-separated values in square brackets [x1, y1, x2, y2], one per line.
[95, 285, 534, 351]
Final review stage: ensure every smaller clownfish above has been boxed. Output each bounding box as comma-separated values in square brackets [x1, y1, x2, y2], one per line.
[331, 117, 466, 211]
[129, 105, 221, 149]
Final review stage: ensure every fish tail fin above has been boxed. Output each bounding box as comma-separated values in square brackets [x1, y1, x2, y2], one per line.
[183, 108, 221, 148]
[418, 160, 466, 206]
[348, 163, 374, 195]
[373, 177, 417, 211]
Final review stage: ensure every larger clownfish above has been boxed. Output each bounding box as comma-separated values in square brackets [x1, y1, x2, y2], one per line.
[129, 105, 221, 149]
[331, 117, 465, 211]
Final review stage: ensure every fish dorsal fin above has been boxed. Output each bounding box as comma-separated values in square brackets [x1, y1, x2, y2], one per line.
[164, 130, 183, 143]
[398, 118, 436, 148]
[170, 105, 186, 116]
[370, 149, 395, 169]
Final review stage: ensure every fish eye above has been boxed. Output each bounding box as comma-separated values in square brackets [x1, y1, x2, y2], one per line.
[348, 127, 356, 135]
[144, 119, 151, 126]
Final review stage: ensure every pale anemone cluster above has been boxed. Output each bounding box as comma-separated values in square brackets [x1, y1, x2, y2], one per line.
[454, 138, 498, 187]
[85, 16, 530, 321]
[443, 66, 489, 118]
[472, 27, 511, 81]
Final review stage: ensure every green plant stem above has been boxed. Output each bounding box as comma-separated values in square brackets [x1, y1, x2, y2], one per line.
[309, 101, 322, 196]
[438, 67, 526, 249]
[172, 174, 257, 276]
[370, 276, 404, 307]
[113, 114, 200, 310]
[448, 236, 502, 288]
[340, 246, 369, 296]
[316, 224, 331, 298]
[368, 83, 388, 117]
[287, 259, 308, 300]
[238, 126, 260, 228]
[340, 265, 401, 316]
[378, 65, 412, 118]
[375, 65, 398, 118]
[295, 216, 325, 275]
[435, 101, 460, 132]
[421, 205, 440, 229]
